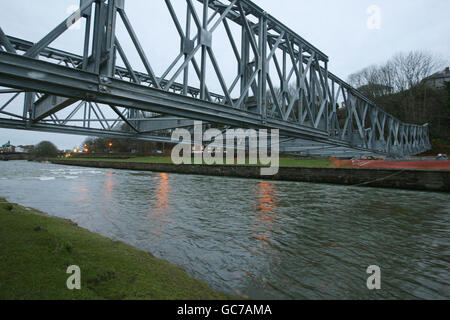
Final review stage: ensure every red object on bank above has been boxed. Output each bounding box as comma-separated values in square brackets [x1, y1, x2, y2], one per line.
[332, 159, 450, 170]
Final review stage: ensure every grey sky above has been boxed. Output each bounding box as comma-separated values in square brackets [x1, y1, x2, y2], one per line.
[0, 0, 449, 149]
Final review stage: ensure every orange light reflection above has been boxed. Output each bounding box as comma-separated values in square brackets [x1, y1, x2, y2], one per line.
[148, 173, 173, 241]
[252, 181, 279, 254]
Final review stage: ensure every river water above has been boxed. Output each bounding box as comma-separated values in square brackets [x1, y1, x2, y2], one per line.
[0, 161, 448, 299]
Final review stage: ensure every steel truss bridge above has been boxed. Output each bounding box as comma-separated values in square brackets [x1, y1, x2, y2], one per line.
[0, 0, 430, 157]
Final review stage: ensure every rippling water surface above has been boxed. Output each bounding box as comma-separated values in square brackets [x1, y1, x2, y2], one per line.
[0, 161, 449, 299]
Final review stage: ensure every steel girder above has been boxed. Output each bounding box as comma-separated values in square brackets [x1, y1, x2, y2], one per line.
[0, 0, 431, 157]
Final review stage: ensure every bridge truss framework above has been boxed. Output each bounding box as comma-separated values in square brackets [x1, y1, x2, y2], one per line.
[0, 0, 431, 158]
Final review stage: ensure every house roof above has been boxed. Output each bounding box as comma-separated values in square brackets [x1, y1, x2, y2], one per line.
[425, 67, 450, 80]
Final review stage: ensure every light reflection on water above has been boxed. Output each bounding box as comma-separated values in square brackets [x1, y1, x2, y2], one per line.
[0, 161, 449, 300]
[252, 182, 279, 255]
[149, 173, 174, 244]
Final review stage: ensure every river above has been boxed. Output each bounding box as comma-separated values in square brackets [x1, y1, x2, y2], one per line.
[0, 161, 448, 299]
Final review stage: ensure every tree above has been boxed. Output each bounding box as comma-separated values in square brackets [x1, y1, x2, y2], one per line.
[33, 141, 59, 158]
[348, 64, 394, 99]
[83, 137, 110, 153]
[347, 52, 449, 154]
[348, 51, 446, 96]
[446, 82, 450, 108]
[445, 82, 450, 121]
[82, 136, 165, 155]
[392, 51, 444, 90]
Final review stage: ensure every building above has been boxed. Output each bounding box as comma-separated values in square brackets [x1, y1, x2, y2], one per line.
[423, 67, 450, 90]
[17, 145, 34, 153]
[1, 141, 15, 153]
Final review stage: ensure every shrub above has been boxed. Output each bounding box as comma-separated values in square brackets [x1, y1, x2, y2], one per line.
[32, 141, 59, 158]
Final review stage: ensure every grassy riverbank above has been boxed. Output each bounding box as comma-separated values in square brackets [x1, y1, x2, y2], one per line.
[65, 156, 333, 168]
[0, 198, 230, 300]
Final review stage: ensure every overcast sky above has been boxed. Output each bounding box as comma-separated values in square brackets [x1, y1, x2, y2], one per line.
[0, 0, 449, 149]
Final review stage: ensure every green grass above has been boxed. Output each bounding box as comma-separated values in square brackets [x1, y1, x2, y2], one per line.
[0, 199, 230, 300]
[63, 156, 332, 168]
[277, 158, 332, 168]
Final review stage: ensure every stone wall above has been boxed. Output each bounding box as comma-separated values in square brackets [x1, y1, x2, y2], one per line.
[51, 160, 450, 193]
[0, 153, 29, 161]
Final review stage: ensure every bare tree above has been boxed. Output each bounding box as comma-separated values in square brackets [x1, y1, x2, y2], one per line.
[348, 65, 380, 89]
[348, 50, 447, 96]
[391, 51, 445, 90]
[378, 60, 396, 91]
[348, 65, 392, 99]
